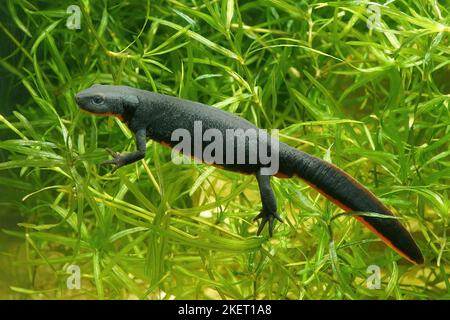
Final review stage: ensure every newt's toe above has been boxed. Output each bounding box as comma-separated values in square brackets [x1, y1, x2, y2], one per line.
[254, 209, 283, 237]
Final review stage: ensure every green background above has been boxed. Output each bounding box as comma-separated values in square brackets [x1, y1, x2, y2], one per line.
[0, 0, 449, 299]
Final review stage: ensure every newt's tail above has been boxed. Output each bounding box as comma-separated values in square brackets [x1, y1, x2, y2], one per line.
[283, 147, 424, 264]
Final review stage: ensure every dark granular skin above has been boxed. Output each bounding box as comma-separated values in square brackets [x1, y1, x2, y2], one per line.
[75, 84, 423, 265]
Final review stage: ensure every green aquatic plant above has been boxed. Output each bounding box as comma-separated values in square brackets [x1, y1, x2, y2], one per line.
[0, 0, 449, 299]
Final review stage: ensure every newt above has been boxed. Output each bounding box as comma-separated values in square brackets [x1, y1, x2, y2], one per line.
[75, 84, 424, 264]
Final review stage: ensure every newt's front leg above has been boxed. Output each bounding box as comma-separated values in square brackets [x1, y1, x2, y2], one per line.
[254, 169, 283, 236]
[103, 128, 147, 172]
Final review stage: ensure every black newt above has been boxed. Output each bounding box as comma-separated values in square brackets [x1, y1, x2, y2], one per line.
[75, 84, 424, 264]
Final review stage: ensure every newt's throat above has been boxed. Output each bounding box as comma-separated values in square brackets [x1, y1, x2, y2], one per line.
[80, 108, 124, 121]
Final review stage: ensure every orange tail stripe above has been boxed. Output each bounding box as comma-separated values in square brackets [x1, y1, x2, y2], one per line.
[304, 180, 419, 265]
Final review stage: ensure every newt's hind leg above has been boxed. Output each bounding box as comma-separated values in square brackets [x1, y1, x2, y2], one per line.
[254, 168, 283, 237]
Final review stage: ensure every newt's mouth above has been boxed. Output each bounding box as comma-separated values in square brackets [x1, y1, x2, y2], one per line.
[79, 107, 124, 121]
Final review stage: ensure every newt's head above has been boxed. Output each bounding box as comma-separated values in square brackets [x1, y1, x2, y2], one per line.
[75, 84, 139, 119]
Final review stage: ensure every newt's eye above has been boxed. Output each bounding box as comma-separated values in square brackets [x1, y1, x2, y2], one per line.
[92, 96, 104, 105]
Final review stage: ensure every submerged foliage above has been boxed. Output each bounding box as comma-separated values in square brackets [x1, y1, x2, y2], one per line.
[0, 0, 449, 299]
